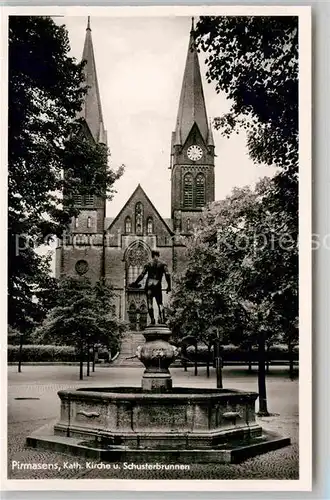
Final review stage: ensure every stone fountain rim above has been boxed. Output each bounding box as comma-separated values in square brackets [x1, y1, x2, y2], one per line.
[57, 387, 259, 402]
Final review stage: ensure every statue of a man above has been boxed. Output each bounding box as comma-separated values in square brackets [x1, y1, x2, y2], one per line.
[129, 250, 171, 325]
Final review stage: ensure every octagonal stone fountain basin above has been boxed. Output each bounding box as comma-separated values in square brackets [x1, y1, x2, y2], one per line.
[53, 386, 262, 451]
[27, 385, 291, 463]
[26, 323, 291, 464]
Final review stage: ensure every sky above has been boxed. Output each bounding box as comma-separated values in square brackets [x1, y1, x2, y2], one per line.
[56, 15, 277, 218]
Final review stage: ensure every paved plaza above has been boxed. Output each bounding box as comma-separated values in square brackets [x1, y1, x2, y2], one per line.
[7, 364, 299, 481]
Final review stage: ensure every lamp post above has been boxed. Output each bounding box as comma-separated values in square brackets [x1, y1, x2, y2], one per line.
[18, 332, 24, 373]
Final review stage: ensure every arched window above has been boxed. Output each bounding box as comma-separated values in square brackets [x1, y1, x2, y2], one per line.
[195, 173, 205, 207]
[126, 242, 149, 288]
[87, 216, 91, 228]
[183, 173, 193, 208]
[147, 217, 153, 235]
[125, 216, 132, 234]
[74, 216, 79, 229]
[135, 202, 144, 235]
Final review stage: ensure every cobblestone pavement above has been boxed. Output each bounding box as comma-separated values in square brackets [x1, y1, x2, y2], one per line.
[7, 365, 299, 481]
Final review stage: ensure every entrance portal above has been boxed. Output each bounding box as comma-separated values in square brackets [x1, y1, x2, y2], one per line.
[125, 240, 151, 330]
[127, 298, 148, 331]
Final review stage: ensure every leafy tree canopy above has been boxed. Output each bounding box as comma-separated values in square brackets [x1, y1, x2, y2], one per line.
[168, 180, 298, 348]
[33, 276, 127, 354]
[170, 16, 299, 346]
[196, 16, 298, 175]
[8, 16, 123, 331]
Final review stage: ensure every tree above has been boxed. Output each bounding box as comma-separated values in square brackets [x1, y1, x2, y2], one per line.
[8, 16, 123, 332]
[195, 16, 298, 174]
[168, 240, 232, 376]
[168, 179, 298, 414]
[194, 16, 299, 397]
[195, 15, 298, 333]
[34, 277, 127, 379]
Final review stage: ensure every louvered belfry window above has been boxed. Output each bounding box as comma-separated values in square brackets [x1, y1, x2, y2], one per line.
[183, 173, 193, 208]
[85, 194, 94, 206]
[73, 194, 83, 205]
[73, 194, 94, 206]
[195, 173, 205, 207]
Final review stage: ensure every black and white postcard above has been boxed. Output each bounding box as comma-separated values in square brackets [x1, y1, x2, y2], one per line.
[2, 5, 312, 493]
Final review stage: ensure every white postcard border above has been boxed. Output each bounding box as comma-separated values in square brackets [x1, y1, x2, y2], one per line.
[1, 4, 312, 492]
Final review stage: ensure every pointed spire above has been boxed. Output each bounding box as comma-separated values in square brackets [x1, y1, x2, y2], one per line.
[191, 16, 195, 33]
[79, 17, 107, 144]
[173, 19, 209, 147]
[207, 117, 215, 147]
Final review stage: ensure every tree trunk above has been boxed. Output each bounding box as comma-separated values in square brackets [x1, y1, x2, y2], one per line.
[181, 346, 187, 371]
[79, 342, 83, 381]
[194, 344, 198, 376]
[92, 344, 96, 373]
[289, 339, 294, 379]
[215, 342, 223, 389]
[216, 356, 223, 389]
[18, 334, 23, 373]
[87, 344, 90, 376]
[266, 343, 270, 374]
[248, 344, 252, 372]
[257, 332, 269, 416]
[206, 344, 211, 378]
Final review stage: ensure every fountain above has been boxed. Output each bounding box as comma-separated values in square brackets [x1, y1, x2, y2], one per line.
[27, 323, 290, 464]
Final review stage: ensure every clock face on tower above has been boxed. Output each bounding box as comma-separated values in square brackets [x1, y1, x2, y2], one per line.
[187, 145, 203, 161]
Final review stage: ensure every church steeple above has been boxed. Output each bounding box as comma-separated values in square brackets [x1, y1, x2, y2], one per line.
[170, 19, 215, 224]
[173, 17, 209, 147]
[207, 117, 215, 147]
[79, 17, 107, 145]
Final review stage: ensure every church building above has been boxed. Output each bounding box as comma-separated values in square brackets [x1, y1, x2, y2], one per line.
[56, 19, 216, 331]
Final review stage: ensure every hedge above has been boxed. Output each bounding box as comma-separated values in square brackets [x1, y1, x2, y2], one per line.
[186, 344, 213, 362]
[184, 343, 299, 363]
[8, 345, 77, 362]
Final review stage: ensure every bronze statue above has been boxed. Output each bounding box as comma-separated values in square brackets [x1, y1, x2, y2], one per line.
[129, 250, 171, 325]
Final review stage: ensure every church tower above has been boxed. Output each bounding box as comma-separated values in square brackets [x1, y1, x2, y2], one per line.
[55, 18, 107, 282]
[75, 16, 107, 234]
[170, 19, 215, 235]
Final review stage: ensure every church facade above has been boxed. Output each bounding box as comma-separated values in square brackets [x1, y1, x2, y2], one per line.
[55, 19, 216, 331]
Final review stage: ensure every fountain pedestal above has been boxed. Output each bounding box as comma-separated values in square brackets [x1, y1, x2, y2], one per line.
[138, 325, 178, 391]
[26, 323, 291, 464]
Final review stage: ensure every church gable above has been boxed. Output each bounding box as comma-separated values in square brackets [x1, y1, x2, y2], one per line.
[173, 123, 214, 168]
[184, 122, 205, 149]
[106, 185, 173, 243]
